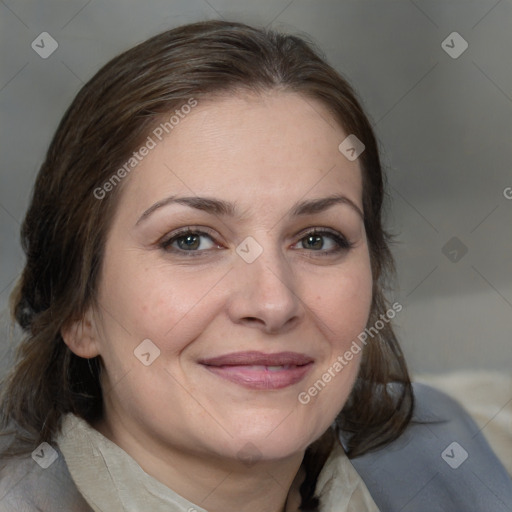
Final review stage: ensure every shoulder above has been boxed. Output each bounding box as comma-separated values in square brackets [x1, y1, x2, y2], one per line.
[349, 382, 512, 512]
[0, 446, 92, 512]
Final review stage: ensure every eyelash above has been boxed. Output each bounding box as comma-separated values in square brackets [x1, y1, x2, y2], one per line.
[159, 226, 353, 257]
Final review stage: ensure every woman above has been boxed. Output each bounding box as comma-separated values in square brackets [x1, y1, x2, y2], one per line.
[0, 20, 510, 512]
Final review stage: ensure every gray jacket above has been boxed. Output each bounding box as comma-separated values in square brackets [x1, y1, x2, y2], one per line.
[1, 383, 511, 511]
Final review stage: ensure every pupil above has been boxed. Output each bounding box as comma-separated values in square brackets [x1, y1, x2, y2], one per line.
[305, 235, 323, 250]
[179, 235, 200, 250]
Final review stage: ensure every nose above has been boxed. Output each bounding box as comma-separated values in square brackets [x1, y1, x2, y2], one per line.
[225, 243, 304, 334]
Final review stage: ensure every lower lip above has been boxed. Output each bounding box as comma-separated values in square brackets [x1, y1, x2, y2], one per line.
[202, 364, 313, 390]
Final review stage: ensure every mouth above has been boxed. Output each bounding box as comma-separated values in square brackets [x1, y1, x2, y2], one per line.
[198, 351, 314, 390]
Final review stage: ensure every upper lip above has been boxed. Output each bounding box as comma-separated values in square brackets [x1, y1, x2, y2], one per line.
[198, 351, 314, 367]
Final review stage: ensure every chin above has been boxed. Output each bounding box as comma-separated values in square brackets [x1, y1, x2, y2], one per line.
[226, 437, 309, 465]
[215, 420, 320, 463]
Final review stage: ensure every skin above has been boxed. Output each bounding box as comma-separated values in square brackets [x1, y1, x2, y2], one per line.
[63, 91, 373, 512]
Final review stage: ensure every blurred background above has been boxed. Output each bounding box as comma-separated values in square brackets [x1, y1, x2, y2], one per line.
[1, 1, 511, 378]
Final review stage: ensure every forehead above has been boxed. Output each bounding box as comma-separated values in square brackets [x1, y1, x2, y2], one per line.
[117, 91, 363, 219]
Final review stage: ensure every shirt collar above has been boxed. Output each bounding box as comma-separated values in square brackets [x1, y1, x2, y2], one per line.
[57, 413, 379, 512]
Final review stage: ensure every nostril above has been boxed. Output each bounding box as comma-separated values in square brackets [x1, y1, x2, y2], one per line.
[241, 316, 265, 325]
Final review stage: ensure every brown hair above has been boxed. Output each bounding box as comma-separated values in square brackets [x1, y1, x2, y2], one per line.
[0, 20, 413, 509]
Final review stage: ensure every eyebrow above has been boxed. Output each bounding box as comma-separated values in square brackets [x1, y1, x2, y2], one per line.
[136, 193, 363, 226]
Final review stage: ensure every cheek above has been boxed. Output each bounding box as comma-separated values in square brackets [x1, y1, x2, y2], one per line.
[97, 257, 225, 358]
[312, 262, 373, 351]
[306, 257, 372, 412]
[298, 266, 371, 429]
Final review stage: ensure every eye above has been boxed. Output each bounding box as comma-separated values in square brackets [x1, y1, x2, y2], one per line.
[292, 229, 352, 254]
[160, 228, 221, 254]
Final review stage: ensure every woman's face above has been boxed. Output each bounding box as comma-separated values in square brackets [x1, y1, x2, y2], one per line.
[86, 91, 372, 463]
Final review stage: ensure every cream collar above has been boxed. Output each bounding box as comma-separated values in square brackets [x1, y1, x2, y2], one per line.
[57, 413, 379, 512]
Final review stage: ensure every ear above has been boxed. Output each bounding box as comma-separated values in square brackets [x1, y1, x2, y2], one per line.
[61, 307, 101, 359]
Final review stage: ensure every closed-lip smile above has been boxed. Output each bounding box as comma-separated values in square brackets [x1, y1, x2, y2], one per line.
[198, 351, 314, 390]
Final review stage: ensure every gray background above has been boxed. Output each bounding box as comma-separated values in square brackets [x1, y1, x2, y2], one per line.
[1, 0, 511, 377]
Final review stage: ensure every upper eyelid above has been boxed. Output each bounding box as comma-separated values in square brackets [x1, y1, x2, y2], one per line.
[294, 226, 345, 237]
[164, 226, 346, 239]
[161, 226, 218, 241]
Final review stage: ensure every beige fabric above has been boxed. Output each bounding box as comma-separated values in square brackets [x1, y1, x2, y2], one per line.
[57, 413, 380, 511]
[315, 440, 380, 512]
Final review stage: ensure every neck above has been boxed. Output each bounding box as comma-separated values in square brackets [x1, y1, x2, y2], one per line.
[94, 415, 306, 512]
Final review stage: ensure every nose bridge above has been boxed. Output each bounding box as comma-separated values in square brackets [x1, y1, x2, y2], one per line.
[229, 234, 302, 331]
[242, 237, 295, 299]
